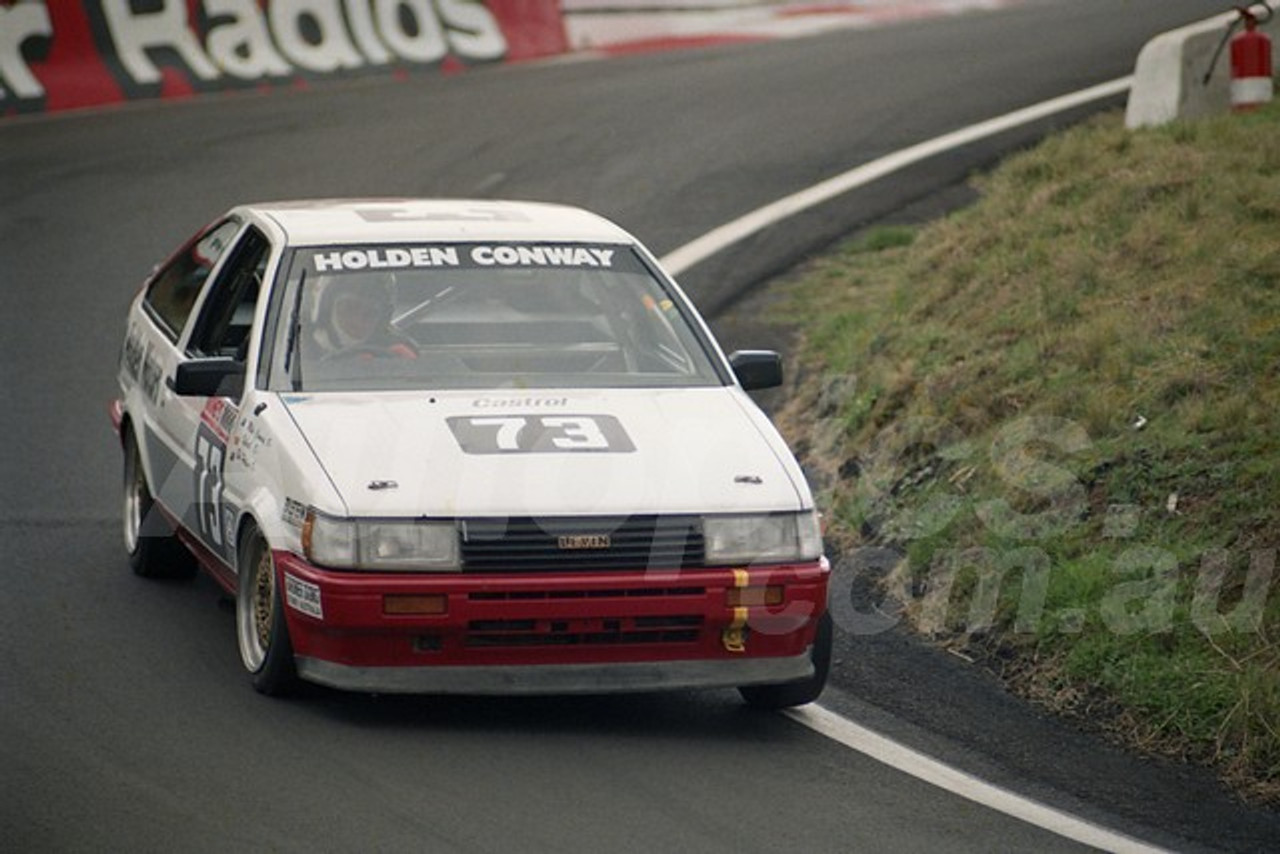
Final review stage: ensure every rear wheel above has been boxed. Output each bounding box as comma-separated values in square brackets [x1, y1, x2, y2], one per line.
[236, 524, 298, 696]
[739, 611, 833, 710]
[122, 429, 196, 579]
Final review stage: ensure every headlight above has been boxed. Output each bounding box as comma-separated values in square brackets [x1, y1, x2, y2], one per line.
[703, 511, 822, 566]
[303, 510, 460, 571]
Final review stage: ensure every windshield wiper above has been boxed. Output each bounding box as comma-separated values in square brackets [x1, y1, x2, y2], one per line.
[284, 271, 306, 391]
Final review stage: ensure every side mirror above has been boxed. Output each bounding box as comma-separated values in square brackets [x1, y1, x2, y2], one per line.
[729, 350, 783, 391]
[170, 358, 244, 398]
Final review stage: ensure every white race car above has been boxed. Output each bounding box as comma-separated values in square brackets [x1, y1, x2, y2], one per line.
[112, 199, 831, 706]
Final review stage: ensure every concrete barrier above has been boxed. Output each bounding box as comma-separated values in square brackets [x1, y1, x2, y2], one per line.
[561, 0, 1023, 54]
[0, 0, 1035, 118]
[1126, 6, 1278, 128]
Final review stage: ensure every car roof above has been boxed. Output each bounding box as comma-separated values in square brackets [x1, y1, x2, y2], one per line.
[243, 199, 638, 247]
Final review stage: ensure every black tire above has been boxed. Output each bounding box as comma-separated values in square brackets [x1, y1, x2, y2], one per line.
[235, 524, 299, 696]
[739, 611, 833, 710]
[122, 429, 196, 580]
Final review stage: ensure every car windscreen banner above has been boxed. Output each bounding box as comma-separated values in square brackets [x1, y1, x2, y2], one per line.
[1, 0, 570, 118]
[303, 244, 643, 274]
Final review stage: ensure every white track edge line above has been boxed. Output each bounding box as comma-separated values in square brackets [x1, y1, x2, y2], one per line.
[786, 705, 1173, 854]
[659, 76, 1133, 276]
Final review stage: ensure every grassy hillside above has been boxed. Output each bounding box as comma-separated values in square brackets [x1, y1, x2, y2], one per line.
[777, 103, 1280, 802]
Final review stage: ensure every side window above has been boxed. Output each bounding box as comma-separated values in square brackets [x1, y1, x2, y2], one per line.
[188, 228, 271, 360]
[144, 220, 242, 341]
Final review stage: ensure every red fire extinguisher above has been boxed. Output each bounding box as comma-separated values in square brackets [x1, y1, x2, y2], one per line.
[1229, 4, 1273, 111]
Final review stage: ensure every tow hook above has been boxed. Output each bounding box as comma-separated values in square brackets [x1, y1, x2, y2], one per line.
[722, 569, 750, 653]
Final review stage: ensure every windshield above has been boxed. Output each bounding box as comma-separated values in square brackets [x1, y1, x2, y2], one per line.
[265, 243, 726, 392]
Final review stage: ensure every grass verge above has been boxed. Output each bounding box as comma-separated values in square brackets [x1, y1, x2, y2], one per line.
[775, 103, 1280, 803]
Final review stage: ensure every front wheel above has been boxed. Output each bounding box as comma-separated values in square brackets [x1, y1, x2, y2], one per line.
[122, 429, 195, 579]
[739, 611, 833, 710]
[236, 525, 299, 696]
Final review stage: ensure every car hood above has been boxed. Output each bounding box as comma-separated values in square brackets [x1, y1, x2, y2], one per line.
[280, 387, 808, 518]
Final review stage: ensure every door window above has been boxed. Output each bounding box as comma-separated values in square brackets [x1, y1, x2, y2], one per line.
[188, 228, 271, 361]
[144, 219, 242, 341]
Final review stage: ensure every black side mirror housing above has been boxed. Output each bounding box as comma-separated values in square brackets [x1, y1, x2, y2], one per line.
[729, 350, 783, 391]
[170, 358, 245, 398]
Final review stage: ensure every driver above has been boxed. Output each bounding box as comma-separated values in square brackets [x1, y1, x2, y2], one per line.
[312, 272, 417, 359]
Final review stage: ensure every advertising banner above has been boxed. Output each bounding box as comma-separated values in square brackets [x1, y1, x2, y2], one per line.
[1, 0, 569, 117]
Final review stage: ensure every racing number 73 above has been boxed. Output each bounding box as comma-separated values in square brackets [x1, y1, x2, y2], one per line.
[194, 425, 226, 549]
[473, 416, 607, 450]
[447, 414, 636, 454]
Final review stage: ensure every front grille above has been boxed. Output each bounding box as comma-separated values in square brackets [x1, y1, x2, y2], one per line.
[459, 515, 704, 572]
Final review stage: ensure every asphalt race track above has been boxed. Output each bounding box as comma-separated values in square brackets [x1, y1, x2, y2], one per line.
[4, 1, 1279, 851]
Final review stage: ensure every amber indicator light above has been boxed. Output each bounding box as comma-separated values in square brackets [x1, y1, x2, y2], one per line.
[384, 594, 448, 616]
[726, 585, 784, 608]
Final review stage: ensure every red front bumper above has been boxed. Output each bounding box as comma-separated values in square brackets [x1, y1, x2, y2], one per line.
[274, 551, 829, 695]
